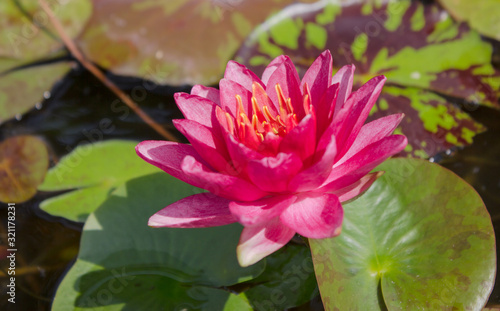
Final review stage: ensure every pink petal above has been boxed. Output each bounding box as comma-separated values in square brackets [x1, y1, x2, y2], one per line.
[327, 171, 384, 202]
[181, 155, 268, 202]
[279, 113, 316, 161]
[300, 50, 332, 111]
[280, 193, 343, 239]
[229, 195, 296, 226]
[261, 55, 288, 85]
[319, 135, 407, 192]
[287, 125, 337, 192]
[237, 217, 296, 267]
[149, 193, 235, 228]
[190, 85, 220, 105]
[331, 64, 355, 116]
[316, 83, 339, 137]
[225, 61, 265, 92]
[173, 119, 230, 173]
[246, 152, 303, 192]
[266, 57, 303, 117]
[219, 78, 252, 116]
[338, 113, 404, 164]
[333, 75, 387, 158]
[136, 140, 209, 187]
[224, 133, 265, 176]
[174, 93, 218, 129]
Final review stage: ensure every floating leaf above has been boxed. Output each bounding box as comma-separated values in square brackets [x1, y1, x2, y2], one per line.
[438, 0, 500, 41]
[310, 158, 495, 310]
[76, 0, 316, 85]
[0, 0, 92, 60]
[236, 0, 498, 157]
[38, 140, 160, 222]
[0, 135, 49, 203]
[0, 57, 71, 123]
[52, 172, 265, 310]
[244, 243, 319, 310]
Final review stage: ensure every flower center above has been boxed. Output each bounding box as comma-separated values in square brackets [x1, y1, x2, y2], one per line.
[228, 82, 310, 145]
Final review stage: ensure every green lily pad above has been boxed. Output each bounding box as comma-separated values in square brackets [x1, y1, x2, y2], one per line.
[0, 0, 91, 59]
[52, 172, 264, 310]
[0, 135, 49, 203]
[0, 57, 71, 123]
[244, 243, 319, 310]
[309, 158, 495, 310]
[236, 0, 498, 157]
[438, 0, 500, 41]
[38, 140, 160, 222]
[76, 0, 316, 85]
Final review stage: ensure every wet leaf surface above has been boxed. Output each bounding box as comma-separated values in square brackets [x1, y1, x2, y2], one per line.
[0, 135, 49, 203]
[38, 140, 161, 222]
[310, 158, 496, 310]
[0, 57, 71, 123]
[52, 172, 265, 310]
[438, 0, 500, 41]
[243, 243, 319, 311]
[76, 0, 316, 85]
[236, 0, 499, 158]
[0, 0, 91, 60]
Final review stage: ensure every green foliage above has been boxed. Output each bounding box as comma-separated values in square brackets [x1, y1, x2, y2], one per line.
[310, 158, 496, 310]
[39, 140, 160, 222]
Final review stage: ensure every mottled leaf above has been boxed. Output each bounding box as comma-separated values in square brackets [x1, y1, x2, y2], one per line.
[52, 172, 264, 310]
[0, 57, 71, 123]
[236, 0, 498, 157]
[0, 135, 49, 203]
[0, 0, 92, 59]
[374, 86, 486, 158]
[310, 158, 495, 310]
[76, 0, 316, 85]
[38, 140, 160, 222]
[438, 0, 500, 41]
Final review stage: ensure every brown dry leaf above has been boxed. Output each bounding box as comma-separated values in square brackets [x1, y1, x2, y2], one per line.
[0, 136, 49, 203]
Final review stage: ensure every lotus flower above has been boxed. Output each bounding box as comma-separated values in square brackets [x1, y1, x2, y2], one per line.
[136, 50, 407, 266]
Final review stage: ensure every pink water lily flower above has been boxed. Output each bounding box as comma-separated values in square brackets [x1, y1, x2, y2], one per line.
[136, 50, 407, 267]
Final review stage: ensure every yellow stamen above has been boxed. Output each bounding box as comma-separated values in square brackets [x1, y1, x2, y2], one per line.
[225, 112, 234, 134]
[263, 106, 276, 122]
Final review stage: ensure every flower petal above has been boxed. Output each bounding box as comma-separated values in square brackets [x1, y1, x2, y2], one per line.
[279, 113, 316, 162]
[327, 171, 384, 202]
[191, 85, 220, 105]
[331, 64, 355, 116]
[174, 93, 219, 129]
[219, 78, 252, 116]
[181, 155, 268, 201]
[319, 134, 407, 192]
[173, 119, 231, 173]
[136, 140, 209, 187]
[300, 50, 332, 111]
[148, 193, 235, 228]
[333, 75, 387, 158]
[266, 57, 303, 117]
[287, 125, 337, 192]
[338, 113, 404, 164]
[224, 133, 265, 176]
[316, 83, 339, 137]
[261, 55, 288, 85]
[247, 152, 303, 192]
[225, 60, 265, 92]
[280, 193, 343, 239]
[237, 217, 296, 267]
[229, 195, 296, 226]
